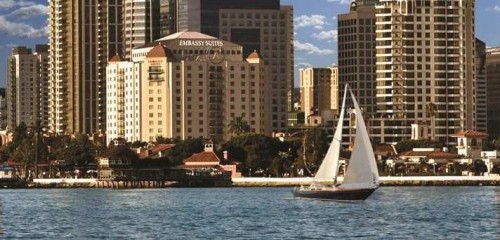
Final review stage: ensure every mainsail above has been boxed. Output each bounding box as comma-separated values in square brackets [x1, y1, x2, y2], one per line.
[314, 84, 348, 182]
[340, 87, 380, 189]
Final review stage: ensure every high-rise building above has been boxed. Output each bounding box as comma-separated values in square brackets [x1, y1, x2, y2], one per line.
[157, 0, 294, 134]
[0, 88, 6, 129]
[338, 0, 377, 115]
[106, 31, 266, 143]
[36, 45, 50, 129]
[475, 38, 487, 133]
[6, 46, 48, 128]
[487, 47, 500, 139]
[300, 67, 339, 125]
[48, 0, 123, 135]
[123, 0, 161, 60]
[371, 0, 476, 144]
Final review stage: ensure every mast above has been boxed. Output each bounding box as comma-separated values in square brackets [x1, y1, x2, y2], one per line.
[314, 84, 349, 182]
[340, 86, 379, 189]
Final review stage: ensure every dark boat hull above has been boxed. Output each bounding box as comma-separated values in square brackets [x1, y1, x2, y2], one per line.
[292, 187, 377, 201]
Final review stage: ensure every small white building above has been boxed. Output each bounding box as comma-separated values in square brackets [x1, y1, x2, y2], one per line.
[451, 130, 488, 159]
[0, 165, 16, 179]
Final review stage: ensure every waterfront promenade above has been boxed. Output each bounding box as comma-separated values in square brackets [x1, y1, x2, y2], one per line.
[27, 175, 500, 187]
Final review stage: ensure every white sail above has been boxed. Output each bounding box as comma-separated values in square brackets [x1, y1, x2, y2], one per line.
[340, 87, 380, 189]
[314, 85, 348, 181]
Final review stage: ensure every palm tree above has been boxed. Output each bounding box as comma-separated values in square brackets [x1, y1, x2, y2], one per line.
[227, 116, 251, 136]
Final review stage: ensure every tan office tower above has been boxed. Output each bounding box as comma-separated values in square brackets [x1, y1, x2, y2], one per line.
[300, 67, 339, 125]
[106, 32, 267, 143]
[374, 0, 476, 144]
[487, 47, 500, 139]
[219, 6, 293, 133]
[123, 0, 161, 60]
[48, 0, 122, 134]
[338, 0, 377, 115]
[7, 46, 48, 128]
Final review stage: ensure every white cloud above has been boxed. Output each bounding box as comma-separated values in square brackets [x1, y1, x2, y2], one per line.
[294, 40, 334, 55]
[0, 0, 35, 9]
[494, 6, 500, 12]
[295, 62, 312, 69]
[0, 16, 47, 38]
[312, 30, 338, 42]
[0, 43, 15, 49]
[327, 0, 351, 4]
[7, 4, 48, 19]
[295, 15, 327, 29]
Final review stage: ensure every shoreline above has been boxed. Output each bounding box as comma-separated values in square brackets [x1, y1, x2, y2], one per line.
[232, 176, 500, 187]
[2, 176, 499, 188]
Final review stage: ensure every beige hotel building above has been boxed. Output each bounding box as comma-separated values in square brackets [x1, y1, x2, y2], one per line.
[106, 31, 267, 143]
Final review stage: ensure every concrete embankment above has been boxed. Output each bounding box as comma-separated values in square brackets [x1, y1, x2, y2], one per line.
[231, 176, 500, 187]
[26, 176, 500, 188]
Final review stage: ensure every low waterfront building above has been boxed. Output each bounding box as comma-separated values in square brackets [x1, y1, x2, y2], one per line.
[391, 148, 464, 175]
[170, 140, 240, 186]
[0, 165, 16, 179]
[451, 130, 488, 159]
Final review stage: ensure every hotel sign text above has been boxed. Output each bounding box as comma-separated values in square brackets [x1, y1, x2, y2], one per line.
[179, 40, 224, 47]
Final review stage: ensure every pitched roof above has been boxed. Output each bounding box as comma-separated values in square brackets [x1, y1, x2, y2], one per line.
[146, 44, 168, 58]
[183, 151, 220, 164]
[156, 30, 218, 41]
[109, 54, 122, 62]
[151, 144, 175, 153]
[375, 144, 397, 156]
[450, 130, 488, 138]
[399, 150, 461, 160]
[247, 50, 260, 59]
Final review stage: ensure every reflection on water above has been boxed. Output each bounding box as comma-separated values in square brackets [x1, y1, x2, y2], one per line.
[1, 187, 499, 239]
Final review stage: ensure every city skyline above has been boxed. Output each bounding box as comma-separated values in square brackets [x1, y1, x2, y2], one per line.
[0, 0, 499, 88]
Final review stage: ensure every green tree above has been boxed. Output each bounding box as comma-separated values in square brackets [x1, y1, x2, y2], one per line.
[395, 139, 444, 153]
[166, 137, 205, 165]
[296, 127, 329, 176]
[227, 116, 251, 136]
[222, 133, 287, 176]
[156, 136, 174, 144]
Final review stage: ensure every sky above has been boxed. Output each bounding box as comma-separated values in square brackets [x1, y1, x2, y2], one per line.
[0, 0, 500, 88]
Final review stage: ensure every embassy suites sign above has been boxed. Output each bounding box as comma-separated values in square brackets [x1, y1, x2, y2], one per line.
[179, 40, 224, 47]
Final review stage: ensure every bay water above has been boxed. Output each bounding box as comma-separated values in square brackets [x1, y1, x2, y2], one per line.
[1, 187, 499, 239]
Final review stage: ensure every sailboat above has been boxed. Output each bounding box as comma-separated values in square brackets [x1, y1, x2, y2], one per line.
[293, 84, 379, 201]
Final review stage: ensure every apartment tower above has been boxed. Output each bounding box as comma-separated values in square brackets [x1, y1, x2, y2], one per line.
[48, 0, 123, 134]
[6, 46, 48, 128]
[338, 0, 378, 115]
[374, 0, 476, 144]
[123, 0, 161, 60]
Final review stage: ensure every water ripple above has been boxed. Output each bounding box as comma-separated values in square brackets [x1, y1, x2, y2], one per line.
[0, 187, 499, 239]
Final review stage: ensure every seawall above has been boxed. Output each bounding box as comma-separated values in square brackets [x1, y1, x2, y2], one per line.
[231, 176, 500, 187]
[24, 176, 500, 188]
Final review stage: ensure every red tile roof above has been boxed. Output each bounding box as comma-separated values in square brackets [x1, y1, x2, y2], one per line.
[450, 130, 488, 138]
[247, 50, 260, 59]
[109, 54, 122, 62]
[147, 44, 168, 58]
[375, 144, 397, 156]
[183, 151, 220, 164]
[399, 150, 461, 160]
[151, 144, 174, 153]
